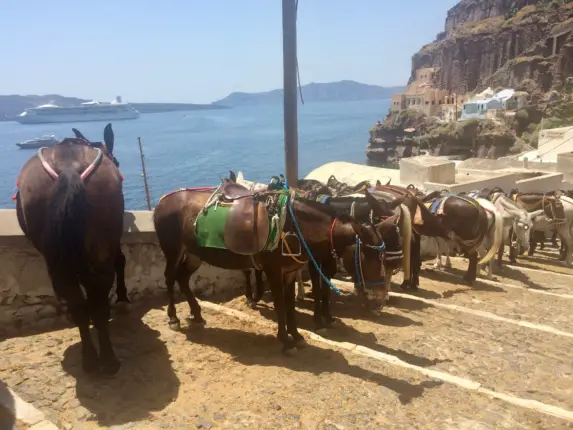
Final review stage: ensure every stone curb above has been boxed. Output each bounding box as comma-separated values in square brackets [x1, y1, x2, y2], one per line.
[0, 383, 59, 429]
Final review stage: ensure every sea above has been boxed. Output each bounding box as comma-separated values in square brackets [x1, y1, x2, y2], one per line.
[0, 99, 390, 210]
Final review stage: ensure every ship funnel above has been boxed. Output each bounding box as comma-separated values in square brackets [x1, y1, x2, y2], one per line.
[114, 96, 123, 103]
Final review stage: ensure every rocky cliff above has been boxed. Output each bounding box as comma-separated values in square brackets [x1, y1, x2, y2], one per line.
[413, 0, 573, 95]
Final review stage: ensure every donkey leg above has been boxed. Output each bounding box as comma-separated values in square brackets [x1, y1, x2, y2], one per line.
[401, 233, 419, 290]
[64, 287, 100, 373]
[82, 262, 121, 376]
[285, 271, 306, 348]
[320, 258, 337, 326]
[497, 243, 504, 267]
[244, 270, 256, 307]
[87, 286, 120, 375]
[177, 255, 205, 325]
[114, 249, 131, 309]
[411, 234, 422, 289]
[463, 251, 478, 285]
[164, 257, 182, 331]
[309, 264, 324, 330]
[253, 269, 265, 302]
[266, 268, 296, 353]
[444, 243, 452, 269]
[296, 269, 306, 302]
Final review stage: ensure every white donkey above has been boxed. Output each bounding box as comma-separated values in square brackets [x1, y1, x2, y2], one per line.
[471, 192, 542, 266]
[516, 192, 573, 266]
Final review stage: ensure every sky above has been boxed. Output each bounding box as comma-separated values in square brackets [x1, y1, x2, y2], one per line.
[0, 0, 458, 104]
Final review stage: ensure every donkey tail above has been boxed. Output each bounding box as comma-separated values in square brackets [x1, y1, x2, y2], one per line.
[44, 169, 89, 281]
[399, 204, 412, 281]
[478, 205, 503, 265]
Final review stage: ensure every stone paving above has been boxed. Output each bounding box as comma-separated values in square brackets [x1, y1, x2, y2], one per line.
[1, 249, 573, 429]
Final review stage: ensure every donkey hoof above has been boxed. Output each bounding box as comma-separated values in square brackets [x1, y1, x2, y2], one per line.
[114, 301, 131, 314]
[100, 358, 121, 377]
[168, 321, 181, 331]
[295, 338, 309, 349]
[283, 347, 298, 357]
[190, 317, 206, 326]
[368, 308, 383, 317]
[82, 355, 100, 374]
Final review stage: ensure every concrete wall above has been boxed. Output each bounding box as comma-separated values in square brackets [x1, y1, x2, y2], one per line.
[516, 172, 564, 193]
[424, 172, 517, 194]
[305, 161, 401, 186]
[458, 157, 557, 173]
[557, 152, 573, 183]
[400, 157, 456, 185]
[0, 210, 244, 333]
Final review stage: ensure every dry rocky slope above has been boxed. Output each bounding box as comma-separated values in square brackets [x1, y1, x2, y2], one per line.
[414, 0, 573, 94]
[367, 0, 573, 165]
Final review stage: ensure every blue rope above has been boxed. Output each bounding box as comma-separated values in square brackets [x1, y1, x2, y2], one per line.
[286, 201, 342, 294]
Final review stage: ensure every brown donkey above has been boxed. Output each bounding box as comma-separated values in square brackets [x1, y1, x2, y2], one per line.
[153, 183, 394, 353]
[15, 125, 123, 375]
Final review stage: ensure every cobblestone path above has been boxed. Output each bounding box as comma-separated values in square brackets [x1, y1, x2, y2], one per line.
[1, 248, 573, 429]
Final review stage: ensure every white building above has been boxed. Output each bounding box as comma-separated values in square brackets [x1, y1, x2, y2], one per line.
[460, 88, 516, 120]
[518, 125, 573, 163]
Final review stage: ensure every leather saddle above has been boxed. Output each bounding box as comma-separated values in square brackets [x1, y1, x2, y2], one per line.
[220, 181, 271, 255]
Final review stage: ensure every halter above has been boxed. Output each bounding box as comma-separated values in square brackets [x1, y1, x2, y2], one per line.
[354, 233, 386, 289]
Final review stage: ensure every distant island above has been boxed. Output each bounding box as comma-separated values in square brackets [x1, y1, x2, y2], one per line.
[213, 80, 405, 107]
[0, 94, 226, 121]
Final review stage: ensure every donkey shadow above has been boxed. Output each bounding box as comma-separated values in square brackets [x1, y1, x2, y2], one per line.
[185, 326, 442, 405]
[61, 304, 179, 427]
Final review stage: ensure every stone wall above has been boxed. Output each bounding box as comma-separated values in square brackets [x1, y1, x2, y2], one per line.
[0, 210, 245, 333]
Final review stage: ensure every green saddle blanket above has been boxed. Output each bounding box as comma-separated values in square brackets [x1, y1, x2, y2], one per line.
[195, 180, 290, 255]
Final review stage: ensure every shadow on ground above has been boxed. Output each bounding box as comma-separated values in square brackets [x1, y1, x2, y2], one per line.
[0, 381, 15, 430]
[61, 303, 180, 427]
[185, 325, 442, 405]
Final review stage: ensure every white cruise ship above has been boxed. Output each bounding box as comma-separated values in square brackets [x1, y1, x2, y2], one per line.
[15, 96, 140, 124]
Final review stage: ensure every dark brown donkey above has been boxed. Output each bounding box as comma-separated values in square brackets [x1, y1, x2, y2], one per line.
[70, 126, 130, 306]
[371, 184, 451, 288]
[15, 125, 123, 375]
[374, 184, 500, 285]
[230, 174, 408, 327]
[153, 182, 394, 353]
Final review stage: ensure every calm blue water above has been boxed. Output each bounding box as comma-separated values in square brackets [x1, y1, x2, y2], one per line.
[0, 99, 389, 210]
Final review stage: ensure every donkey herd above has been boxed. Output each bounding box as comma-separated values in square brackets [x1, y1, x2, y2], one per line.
[13, 125, 573, 375]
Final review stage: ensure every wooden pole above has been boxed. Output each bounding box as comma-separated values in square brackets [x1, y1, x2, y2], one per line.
[282, 0, 299, 187]
[137, 137, 152, 210]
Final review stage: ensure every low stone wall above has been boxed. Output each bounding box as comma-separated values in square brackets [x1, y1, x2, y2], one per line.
[0, 210, 244, 333]
[424, 172, 517, 194]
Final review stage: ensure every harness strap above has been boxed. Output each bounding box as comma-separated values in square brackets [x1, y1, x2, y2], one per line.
[37, 146, 103, 182]
[329, 219, 339, 259]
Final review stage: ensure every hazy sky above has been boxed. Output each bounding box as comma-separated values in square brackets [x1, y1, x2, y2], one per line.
[1, 0, 458, 103]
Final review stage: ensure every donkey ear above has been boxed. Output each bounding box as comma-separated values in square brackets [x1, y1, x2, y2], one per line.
[365, 189, 389, 217]
[104, 123, 114, 154]
[376, 180, 382, 186]
[229, 171, 237, 183]
[530, 209, 545, 220]
[386, 178, 391, 185]
[72, 128, 88, 141]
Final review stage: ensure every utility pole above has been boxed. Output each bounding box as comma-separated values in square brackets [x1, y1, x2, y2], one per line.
[282, 0, 299, 187]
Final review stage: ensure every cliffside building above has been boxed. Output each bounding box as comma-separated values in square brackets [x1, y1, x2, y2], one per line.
[391, 68, 456, 119]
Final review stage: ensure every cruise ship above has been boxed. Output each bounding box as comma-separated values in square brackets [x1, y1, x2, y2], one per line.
[15, 96, 140, 124]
